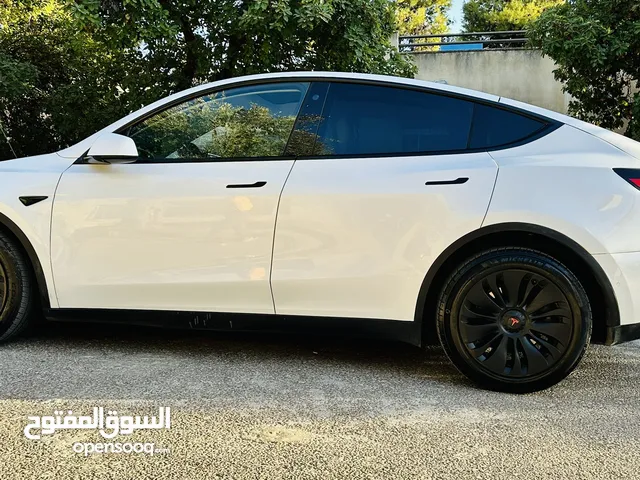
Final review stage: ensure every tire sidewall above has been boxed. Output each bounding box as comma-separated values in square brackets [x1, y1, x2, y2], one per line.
[0, 235, 32, 340]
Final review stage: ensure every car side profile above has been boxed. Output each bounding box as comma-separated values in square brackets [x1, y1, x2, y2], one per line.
[2, 71, 640, 392]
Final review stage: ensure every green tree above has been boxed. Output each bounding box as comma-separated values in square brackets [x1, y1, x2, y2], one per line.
[71, 0, 415, 93]
[529, 0, 640, 140]
[0, 0, 416, 160]
[0, 0, 143, 160]
[463, 0, 563, 32]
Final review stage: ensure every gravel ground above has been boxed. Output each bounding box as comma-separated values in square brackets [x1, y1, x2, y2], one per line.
[0, 322, 639, 479]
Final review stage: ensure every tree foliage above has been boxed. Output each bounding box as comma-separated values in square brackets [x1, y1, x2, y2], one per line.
[0, 0, 417, 160]
[463, 0, 563, 32]
[529, 0, 640, 139]
[0, 0, 137, 159]
[396, 0, 451, 36]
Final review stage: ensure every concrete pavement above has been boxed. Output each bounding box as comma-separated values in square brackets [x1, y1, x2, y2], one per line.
[0, 323, 638, 479]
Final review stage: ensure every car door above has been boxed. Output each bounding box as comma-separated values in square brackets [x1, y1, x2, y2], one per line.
[271, 81, 500, 321]
[51, 81, 310, 314]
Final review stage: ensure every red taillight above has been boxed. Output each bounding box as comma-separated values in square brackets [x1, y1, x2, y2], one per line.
[614, 169, 640, 190]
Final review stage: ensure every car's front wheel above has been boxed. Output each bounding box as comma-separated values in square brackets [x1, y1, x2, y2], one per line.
[437, 247, 592, 393]
[0, 231, 36, 343]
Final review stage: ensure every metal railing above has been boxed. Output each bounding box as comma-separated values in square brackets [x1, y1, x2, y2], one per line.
[399, 30, 528, 53]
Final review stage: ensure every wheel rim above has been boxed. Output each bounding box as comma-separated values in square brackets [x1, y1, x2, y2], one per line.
[458, 268, 574, 378]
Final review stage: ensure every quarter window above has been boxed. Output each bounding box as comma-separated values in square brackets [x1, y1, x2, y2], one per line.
[469, 104, 546, 149]
[314, 83, 474, 156]
[125, 82, 309, 160]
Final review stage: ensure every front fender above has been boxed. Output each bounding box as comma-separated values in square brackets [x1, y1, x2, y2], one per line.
[0, 153, 75, 308]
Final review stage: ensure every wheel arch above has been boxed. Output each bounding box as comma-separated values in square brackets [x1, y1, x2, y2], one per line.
[415, 222, 619, 346]
[0, 211, 51, 309]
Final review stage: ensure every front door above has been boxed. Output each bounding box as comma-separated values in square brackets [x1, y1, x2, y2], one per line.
[51, 81, 309, 314]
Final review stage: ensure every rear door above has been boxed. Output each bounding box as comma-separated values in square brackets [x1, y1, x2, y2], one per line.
[271, 81, 499, 321]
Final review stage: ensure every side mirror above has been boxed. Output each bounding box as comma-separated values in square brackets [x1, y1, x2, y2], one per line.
[86, 133, 138, 164]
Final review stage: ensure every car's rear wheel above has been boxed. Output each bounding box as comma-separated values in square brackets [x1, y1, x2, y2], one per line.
[0, 231, 36, 343]
[436, 247, 592, 393]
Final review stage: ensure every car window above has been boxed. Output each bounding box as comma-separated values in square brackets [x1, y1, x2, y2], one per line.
[469, 104, 546, 149]
[313, 83, 474, 156]
[125, 82, 309, 160]
[284, 82, 330, 157]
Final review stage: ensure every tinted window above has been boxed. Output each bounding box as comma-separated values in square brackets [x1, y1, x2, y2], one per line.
[469, 104, 546, 149]
[125, 82, 309, 160]
[314, 83, 474, 156]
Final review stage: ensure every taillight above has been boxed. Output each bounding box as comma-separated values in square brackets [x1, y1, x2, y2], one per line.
[614, 168, 640, 189]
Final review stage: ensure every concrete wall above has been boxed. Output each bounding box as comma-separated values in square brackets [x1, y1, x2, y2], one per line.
[411, 49, 571, 114]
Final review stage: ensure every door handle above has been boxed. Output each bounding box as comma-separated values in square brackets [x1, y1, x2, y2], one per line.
[226, 181, 267, 189]
[425, 177, 469, 186]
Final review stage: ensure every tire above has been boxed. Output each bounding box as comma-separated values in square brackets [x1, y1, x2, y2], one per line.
[436, 247, 592, 393]
[0, 231, 37, 343]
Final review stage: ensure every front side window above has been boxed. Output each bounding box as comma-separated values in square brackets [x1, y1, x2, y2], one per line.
[124, 82, 309, 160]
[314, 83, 475, 156]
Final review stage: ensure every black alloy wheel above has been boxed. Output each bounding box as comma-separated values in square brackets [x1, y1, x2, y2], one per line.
[437, 247, 592, 393]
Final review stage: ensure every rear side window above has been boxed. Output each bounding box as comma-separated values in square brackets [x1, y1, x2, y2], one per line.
[314, 83, 474, 156]
[469, 104, 546, 149]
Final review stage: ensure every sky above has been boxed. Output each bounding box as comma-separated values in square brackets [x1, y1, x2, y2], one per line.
[449, 0, 465, 32]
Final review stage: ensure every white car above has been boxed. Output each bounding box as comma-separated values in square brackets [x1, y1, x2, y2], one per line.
[2, 72, 640, 392]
